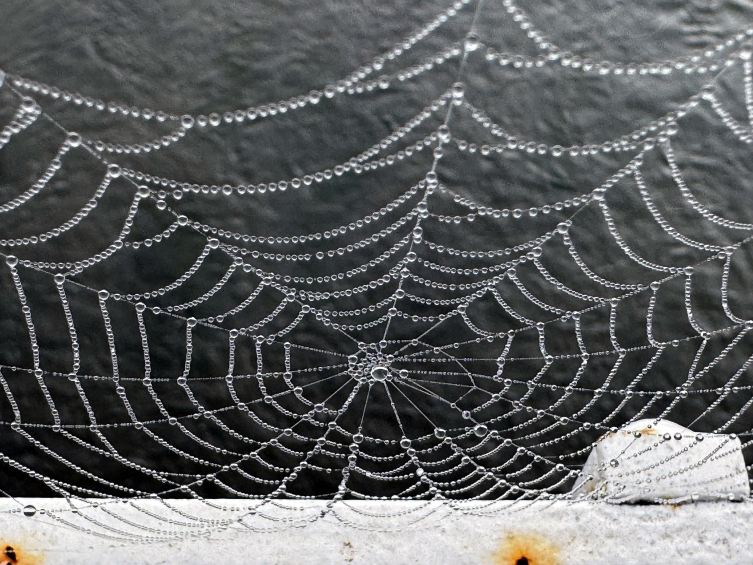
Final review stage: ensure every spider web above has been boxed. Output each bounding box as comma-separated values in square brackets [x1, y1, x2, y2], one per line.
[1, 0, 753, 540]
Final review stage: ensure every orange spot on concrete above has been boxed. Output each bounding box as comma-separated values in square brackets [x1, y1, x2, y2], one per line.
[341, 541, 354, 563]
[0, 541, 44, 565]
[492, 532, 559, 565]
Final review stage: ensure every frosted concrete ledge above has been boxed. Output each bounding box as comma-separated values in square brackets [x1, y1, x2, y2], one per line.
[1, 498, 752, 564]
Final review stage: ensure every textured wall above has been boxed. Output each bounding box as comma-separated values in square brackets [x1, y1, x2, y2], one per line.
[1, 0, 753, 500]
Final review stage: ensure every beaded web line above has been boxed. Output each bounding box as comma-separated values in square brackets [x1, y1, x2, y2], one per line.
[1, 0, 753, 540]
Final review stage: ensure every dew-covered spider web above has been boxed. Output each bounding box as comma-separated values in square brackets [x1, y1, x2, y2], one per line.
[1, 0, 753, 540]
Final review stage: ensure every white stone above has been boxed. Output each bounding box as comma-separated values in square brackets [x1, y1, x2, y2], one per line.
[571, 419, 750, 503]
[2, 498, 753, 564]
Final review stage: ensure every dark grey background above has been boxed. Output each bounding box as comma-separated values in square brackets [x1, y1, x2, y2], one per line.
[1, 0, 753, 499]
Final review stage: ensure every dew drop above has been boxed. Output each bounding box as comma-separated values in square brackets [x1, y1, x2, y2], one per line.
[464, 33, 480, 52]
[371, 365, 389, 381]
[451, 82, 465, 103]
[67, 132, 82, 147]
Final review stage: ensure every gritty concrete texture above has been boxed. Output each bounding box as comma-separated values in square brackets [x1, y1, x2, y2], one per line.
[0, 498, 752, 564]
[572, 419, 750, 503]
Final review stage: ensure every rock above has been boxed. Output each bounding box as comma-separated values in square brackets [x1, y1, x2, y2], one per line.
[570, 419, 750, 503]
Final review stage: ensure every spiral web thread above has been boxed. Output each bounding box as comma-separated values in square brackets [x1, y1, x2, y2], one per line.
[1, 0, 753, 540]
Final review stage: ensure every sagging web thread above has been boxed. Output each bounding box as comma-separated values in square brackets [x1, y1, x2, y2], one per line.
[0, 0, 752, 540]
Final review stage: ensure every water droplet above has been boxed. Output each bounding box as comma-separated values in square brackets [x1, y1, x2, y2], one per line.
[451, 82, 465, 103]
[23, 504, 36, 517]
[107, 163, 121, 178]
[464, 33, 480, 52]
[67, 132, 82, 147]
[700, 84, 716, 100]
[371, 365, 389, 381]
[22, 97, 37, 112]
[474, 424, 488, 437]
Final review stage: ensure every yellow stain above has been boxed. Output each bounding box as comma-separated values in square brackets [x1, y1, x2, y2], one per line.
[492, 532, 559, 565]
[0, 540, 44, 565]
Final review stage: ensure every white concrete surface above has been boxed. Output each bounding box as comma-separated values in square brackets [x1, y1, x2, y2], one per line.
[1, 498, 752, 564]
